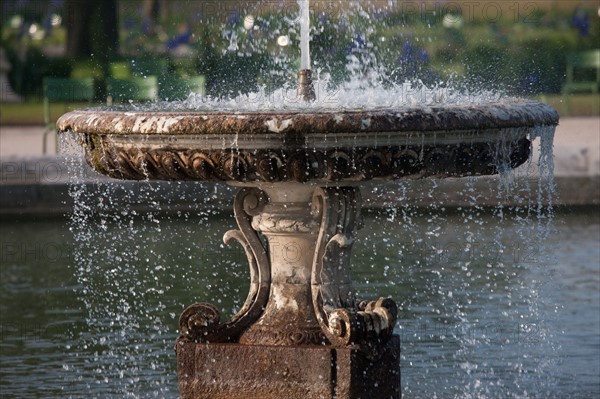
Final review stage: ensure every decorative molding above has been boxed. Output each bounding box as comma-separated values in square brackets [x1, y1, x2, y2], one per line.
[251, 203, 319, 234]
[237, 325, 327, 346]
[84, 137, 531, 183]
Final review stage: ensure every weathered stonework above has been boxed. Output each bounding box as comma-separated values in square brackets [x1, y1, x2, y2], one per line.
[74, 139, 532, 182]
[57, 103, 558, 183]
[57, 101, 558, 137]
[176, 336, 401, 399]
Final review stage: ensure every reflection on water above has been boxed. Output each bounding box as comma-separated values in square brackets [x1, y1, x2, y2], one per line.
[1, 208, 598, 398]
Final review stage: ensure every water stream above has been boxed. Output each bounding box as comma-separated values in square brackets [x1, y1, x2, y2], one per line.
[298, 0, 311, 70]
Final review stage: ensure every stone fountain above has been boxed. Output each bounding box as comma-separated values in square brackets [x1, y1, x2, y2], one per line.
[56, 3, 559, 399]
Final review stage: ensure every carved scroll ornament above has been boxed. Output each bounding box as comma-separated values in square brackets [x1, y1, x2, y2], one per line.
[179, 188, 270, 342]
[311, 187, 398, 347]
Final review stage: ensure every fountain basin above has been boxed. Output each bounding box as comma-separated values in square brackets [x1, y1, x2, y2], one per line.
[57, 99, 558, 399]
[57, 100, 558, 183]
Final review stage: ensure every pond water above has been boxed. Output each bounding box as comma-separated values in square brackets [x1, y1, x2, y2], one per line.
[1, 201, 598, 398]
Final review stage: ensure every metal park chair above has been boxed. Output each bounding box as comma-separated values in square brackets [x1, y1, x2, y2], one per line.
[562, 50, 600, 116]
[106, 76, 158, 104]
[70, 61, 104, 80]
[42, 77, 94, 154]
[109, 62, 132, 79]
[158, 76, 206, 101]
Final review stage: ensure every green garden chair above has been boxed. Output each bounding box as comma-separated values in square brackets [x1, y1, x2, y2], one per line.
[43, 77, 94, 154]
[70, 61, 104, 80]
[106, 76, 158, 104]
[562, 50, 600, 116]
[158, 76, 206, 100]
[109, 62, 132, 79]
[171, 58, 198, 78]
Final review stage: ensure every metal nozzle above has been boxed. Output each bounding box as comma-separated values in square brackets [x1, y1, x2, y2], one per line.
[297, 69, 316, 102]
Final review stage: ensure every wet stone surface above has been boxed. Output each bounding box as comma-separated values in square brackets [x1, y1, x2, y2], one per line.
[57, 101, 558, 137]
[176, 336, 401, 399]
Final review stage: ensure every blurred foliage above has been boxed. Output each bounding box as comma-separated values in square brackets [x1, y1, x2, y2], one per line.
[1, 1, 599, 99]
[3, 46, 71, 100]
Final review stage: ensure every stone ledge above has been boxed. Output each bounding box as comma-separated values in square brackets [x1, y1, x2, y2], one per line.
[0, 176, 598, 216]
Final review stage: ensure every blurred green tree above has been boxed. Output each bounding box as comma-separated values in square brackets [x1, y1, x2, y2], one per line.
[65, 0, 118, 61]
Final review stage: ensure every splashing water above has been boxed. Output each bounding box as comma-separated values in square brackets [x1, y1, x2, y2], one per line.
[180, 76, 506, 112]
[62, 136, 242, 398]
[58, 121, 562, 399]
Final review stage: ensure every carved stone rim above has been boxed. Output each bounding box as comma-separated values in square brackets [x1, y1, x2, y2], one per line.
[57, 100, 558, 137]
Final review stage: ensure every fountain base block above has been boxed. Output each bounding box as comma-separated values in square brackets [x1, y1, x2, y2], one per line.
[176, 336, 400, 399]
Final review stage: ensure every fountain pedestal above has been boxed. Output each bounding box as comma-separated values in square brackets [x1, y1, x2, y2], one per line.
[176, 183, 400, 398]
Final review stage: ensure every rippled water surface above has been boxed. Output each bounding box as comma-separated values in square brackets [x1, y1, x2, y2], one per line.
[1, 204, 598, 398]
